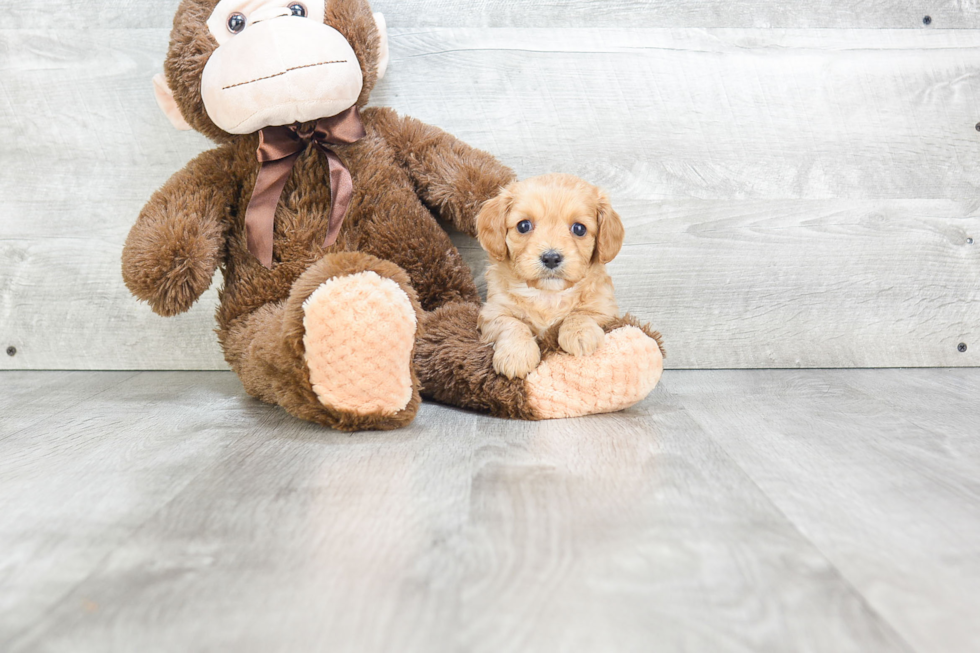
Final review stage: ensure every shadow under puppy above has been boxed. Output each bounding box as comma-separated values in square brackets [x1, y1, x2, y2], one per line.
[477, 173, 626, 379]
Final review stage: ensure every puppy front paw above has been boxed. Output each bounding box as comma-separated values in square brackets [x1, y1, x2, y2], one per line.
[559, 318, 605, 357]
[493, 338, 542, 380]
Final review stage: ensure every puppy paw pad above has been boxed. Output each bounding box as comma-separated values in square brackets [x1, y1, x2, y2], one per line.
[303, 271, 416, 417]
[526, 326, 663, 420]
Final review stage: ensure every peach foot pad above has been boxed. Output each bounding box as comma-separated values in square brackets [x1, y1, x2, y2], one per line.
[526, 326, 664, 420]
[302, 271, 417, 417]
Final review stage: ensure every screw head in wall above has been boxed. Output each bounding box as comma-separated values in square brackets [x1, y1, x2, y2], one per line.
[958, 343, 969, 353]
[968, 237, 975, 245]
[923, 16, 932, 25]
[5, 346, 15, 357]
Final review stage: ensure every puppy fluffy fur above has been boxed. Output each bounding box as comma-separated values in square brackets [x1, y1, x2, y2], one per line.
[477, 174, 626, 379]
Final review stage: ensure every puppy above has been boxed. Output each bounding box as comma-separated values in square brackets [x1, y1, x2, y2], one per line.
[476, 173, 626, 379]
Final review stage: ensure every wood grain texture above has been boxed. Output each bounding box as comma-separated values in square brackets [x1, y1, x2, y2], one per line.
[372, 1, 980, 29]
[377, 29, 980, 200]
[2, 25, 980, 369]
[3, 0, 979, 29]
[0, 370, 932, 653]
[0, 371, 139, 437]
[822, 368, 980, 468]
[0, 372, 266, 643]
[667, 369, 980, 653]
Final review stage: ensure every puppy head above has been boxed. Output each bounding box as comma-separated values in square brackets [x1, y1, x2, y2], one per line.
[477, 174, 625, 285]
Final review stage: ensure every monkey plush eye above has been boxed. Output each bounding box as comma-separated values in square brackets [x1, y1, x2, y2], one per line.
[571, 223, 588, 237]
[516, 220, 533, 234]
[289, 3, 307, 16]
[227, 13, 246, 34]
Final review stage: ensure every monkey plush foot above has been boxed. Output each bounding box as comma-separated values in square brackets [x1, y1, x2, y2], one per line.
[415, 304, 664, 421]
[526, 325, 664, 420]
[303, 270, 417, 417]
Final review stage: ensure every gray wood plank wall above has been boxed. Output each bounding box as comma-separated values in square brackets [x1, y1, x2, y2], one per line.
[1, 1, 979, 370]
[5, 1, 980, 29]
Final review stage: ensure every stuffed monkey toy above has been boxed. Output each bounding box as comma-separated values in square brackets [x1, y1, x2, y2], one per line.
[122, 0, 665, 431]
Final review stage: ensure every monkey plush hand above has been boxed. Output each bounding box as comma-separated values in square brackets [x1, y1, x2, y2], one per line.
[123, 0, 665, 431]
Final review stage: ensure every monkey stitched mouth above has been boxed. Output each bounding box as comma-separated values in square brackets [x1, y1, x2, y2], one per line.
[222, 60, 348, 90]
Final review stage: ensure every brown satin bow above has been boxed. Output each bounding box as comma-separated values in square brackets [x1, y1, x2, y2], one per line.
[244, 105, 366, 269]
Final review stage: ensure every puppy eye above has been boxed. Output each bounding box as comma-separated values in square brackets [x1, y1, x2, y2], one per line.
[227, 13, 246, 34]
[516, 220, 533, 234]
[289, 3, 307, 17]
[572, 223, 588, 237]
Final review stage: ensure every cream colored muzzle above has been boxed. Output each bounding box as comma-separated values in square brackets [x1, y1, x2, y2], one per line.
[201, 15, 364, 134]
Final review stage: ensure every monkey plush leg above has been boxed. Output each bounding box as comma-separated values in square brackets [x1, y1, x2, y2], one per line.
[222, 253, 422, 432]
[415, 303, 665, 420]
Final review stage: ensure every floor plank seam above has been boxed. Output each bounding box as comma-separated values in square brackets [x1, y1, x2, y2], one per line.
[3, 409, 290, 650]
[661, 384, 922, 653]
[0, 371, 142, 444]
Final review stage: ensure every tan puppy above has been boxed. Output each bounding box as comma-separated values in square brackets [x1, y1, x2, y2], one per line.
[476, 174, 626, 379]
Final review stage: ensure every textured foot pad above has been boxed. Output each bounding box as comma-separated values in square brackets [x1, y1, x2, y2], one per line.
[303, 271, 417, 417]
[526, 326, 664, 420]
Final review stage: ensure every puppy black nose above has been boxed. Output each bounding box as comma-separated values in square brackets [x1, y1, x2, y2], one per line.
[541, 251, 564, 269]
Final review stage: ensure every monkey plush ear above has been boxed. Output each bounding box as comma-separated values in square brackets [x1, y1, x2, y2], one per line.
[373, 13, 390, 80]
[152, 73, 192, 132]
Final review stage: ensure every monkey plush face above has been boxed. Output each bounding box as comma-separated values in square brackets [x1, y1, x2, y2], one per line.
[202, 1, 363, 133]
[155, 0, 389, 140]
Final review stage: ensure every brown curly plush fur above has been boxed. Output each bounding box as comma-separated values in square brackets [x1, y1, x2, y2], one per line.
[123, 0, 518, 430]
[415, 303, 536, 420]
[123, 0, 663, 430]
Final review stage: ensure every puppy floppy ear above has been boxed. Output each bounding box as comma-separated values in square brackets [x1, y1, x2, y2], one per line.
[477, 187, 514, 262]
[593, 189, 625, 264]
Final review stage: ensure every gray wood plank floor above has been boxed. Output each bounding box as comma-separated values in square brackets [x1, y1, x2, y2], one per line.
[1, 370, 977, 652]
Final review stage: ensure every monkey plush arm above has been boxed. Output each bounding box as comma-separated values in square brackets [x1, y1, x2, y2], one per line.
[122, 147, 237, 317]
[368, 108, 517, 237]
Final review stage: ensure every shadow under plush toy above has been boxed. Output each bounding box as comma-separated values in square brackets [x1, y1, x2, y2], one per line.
[123, 0, 665, 431]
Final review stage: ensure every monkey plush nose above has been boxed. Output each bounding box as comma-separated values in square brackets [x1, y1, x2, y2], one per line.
[541, 251, 564, 269]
